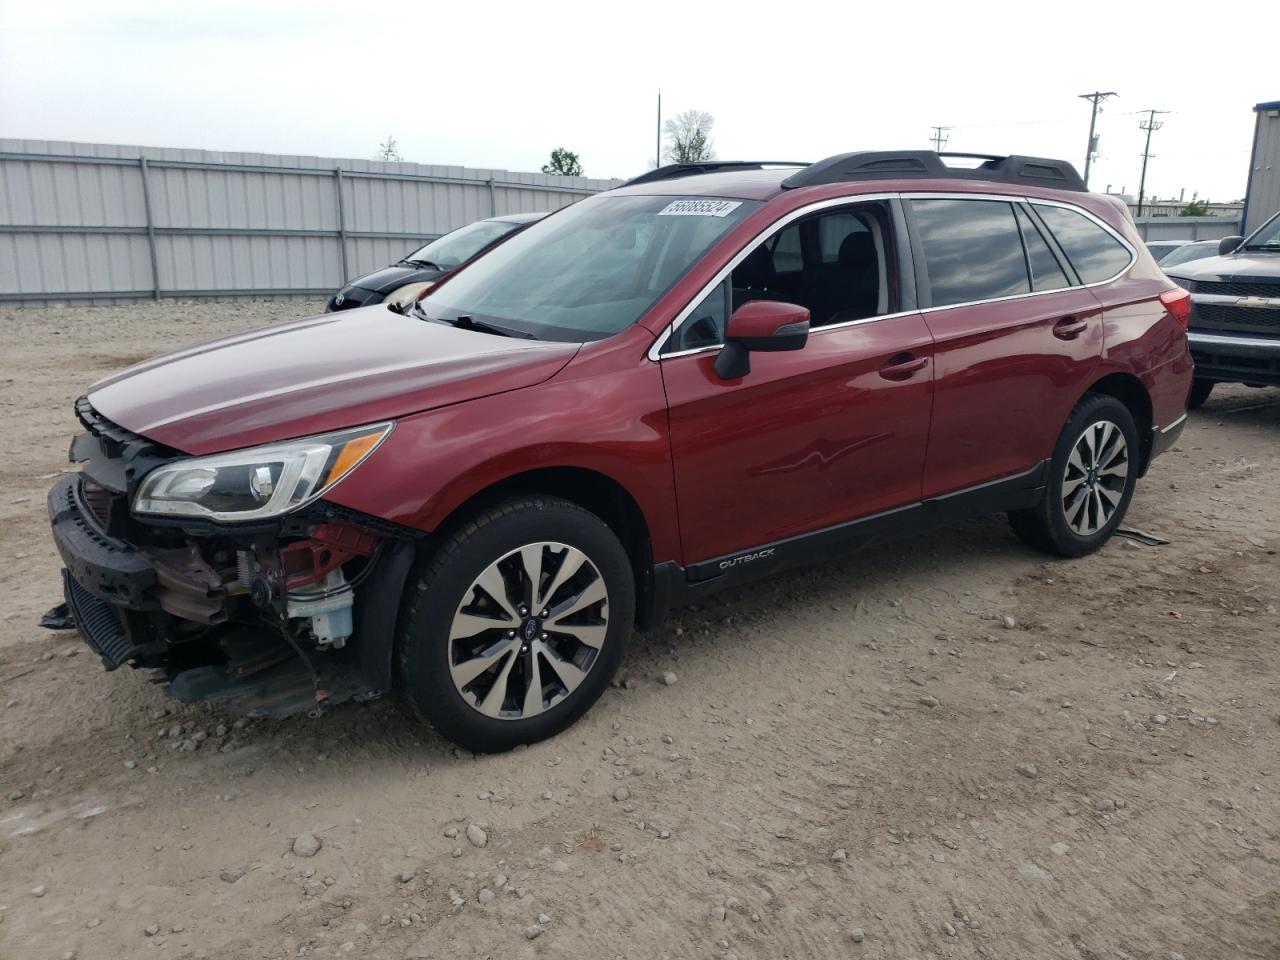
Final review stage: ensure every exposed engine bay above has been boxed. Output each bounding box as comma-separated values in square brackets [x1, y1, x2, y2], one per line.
[50, 399, 417, 717]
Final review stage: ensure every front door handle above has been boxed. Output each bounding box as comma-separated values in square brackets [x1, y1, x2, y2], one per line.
[879, 352, 928, 381]
[1053, 316, 1088, 340]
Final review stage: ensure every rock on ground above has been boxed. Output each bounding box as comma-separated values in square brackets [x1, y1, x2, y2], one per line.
[292, 833, 322, 858]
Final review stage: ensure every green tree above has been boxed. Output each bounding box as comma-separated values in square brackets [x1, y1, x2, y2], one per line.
[542, 148, 584, 177]
[1180, 198, 1210, 217]
[374, 136, 403, 162]
[663, 110, 716, 163]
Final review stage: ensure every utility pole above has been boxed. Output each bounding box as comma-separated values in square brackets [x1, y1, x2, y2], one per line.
[929, 126, 951, 152]
[1136, 109, 1170, 217]
[1077, 91, 1116, 188]
[656, 90, 662, 167]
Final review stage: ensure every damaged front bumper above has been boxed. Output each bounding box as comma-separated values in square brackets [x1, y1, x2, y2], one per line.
[48, 401, 418, 717]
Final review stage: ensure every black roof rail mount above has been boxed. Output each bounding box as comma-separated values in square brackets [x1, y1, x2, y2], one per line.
[622, 160, 810, 188]
[780, 151, 1086, 192]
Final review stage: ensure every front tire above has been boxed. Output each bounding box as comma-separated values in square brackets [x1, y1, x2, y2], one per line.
[1187, 378, 1214, 410]
[398, 496, 634, 753]
[1009, 394, 1139, 558]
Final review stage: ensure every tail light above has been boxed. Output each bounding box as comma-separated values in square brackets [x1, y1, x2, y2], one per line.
[1159, 287, 1192, 331]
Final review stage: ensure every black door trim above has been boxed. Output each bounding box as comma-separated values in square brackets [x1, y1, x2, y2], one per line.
[645, 459, 1048, 626]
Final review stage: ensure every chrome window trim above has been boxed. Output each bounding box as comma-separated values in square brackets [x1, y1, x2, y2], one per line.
[648, 192, 1138, 362]
[648, 194, 896, 360]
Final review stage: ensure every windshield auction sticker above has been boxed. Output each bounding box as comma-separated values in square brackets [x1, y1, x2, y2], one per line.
[657, 199, 743, 218]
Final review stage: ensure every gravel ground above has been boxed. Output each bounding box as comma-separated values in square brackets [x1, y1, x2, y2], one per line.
[0, 300, 1278, 960]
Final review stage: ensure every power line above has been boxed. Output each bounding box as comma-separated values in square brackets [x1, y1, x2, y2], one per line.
[1136, 109, 1170, 216]
[929, 126, 952, 151]
[1077, 91, 1117, 188]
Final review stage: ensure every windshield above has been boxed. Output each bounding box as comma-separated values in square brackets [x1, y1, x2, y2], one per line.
[1243, 211, 1280, 250]
[1158, 243, 1217, 268]
[403, 219, 521, 269]
[417, 194, 761, 341]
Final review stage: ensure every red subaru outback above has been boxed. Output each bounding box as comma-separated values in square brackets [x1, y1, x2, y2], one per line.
[49, 151, 1193, 751]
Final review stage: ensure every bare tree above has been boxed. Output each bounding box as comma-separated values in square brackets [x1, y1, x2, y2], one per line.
[374, 136, 403, 162]
[663, 110, 716, 164]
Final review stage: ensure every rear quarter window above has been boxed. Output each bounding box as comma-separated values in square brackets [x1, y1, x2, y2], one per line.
[1033, 204, 1133, 284]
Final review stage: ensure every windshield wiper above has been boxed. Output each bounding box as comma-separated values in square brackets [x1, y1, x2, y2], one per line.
[399, 258, 443, 270]
[410, 302, 533, 339]
[447, 315, 534, 339]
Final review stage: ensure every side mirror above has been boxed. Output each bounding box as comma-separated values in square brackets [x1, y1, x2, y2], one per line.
[1218, 235, 1244, 256]
[715, 301, 810, 379]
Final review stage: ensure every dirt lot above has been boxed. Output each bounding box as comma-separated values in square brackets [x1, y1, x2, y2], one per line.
[0, 301, 1277, 960]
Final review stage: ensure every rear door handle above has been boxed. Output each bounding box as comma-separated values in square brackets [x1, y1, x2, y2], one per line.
[1053, 316, 1088, 340]
[879, 352, 929, 381]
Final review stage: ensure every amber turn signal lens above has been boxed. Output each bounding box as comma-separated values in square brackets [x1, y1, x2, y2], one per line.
[324, 432, 383, 486]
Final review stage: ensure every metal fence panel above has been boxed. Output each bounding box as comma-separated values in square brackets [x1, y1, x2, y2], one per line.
[0, 138, 622, 305]
[1131, 216, 1242, 242]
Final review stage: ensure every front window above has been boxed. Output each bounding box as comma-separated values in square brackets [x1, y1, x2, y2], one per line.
[403, 220, 521, 270]
[1243, 211, 1280, 251]
[417, 195, 761, 341]
[662, 201, 897, 354]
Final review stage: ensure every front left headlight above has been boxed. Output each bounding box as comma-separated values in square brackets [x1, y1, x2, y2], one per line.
[383, 281, 436, 309]
[133, 422, 392, 522]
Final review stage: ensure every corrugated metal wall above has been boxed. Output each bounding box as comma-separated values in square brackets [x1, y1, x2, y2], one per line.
[0, 139, 622, 305]
[1243, 102, 1280, 236]
[1132, 217, 1243, 242]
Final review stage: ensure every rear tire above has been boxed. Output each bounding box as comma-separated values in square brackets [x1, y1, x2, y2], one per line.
[398, 496, 634, 753]
[1187, 378, 1215, 410]
[1009, 394, 1139, 558]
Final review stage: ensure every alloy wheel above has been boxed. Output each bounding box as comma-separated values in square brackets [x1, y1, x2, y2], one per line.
[1062, 419, 1129, 536]
[448, 542, 609, 720]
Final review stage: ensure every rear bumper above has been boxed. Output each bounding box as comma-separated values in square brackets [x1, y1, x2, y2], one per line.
[1188, 330, 1280, 385]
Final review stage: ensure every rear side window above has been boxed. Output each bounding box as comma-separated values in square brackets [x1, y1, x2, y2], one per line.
[1015, 206, 1071, 292]
[1033, 204, 1133, 284]
[909, 199, 1030, 307]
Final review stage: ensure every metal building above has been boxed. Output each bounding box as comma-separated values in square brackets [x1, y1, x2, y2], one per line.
[1243, 100, 1280, 235]
[0, 139, 622, 306]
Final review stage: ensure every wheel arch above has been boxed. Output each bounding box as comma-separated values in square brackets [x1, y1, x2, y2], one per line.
[423, 466, 658, 628]
[1083, 371, 1154, 473]
[356, 465, 659, 699]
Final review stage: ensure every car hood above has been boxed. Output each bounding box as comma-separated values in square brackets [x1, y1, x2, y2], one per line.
[87, 306, 580, 455]
[346, 263, 447, 295]
[1167, 250, 1280, 283]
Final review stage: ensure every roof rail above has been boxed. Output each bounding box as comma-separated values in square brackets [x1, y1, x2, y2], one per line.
[621, 160, 810, 187]
[780, 151, 1086, 192]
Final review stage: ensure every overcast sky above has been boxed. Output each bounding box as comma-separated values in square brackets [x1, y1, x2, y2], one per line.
[2, 0, 1276, 203]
